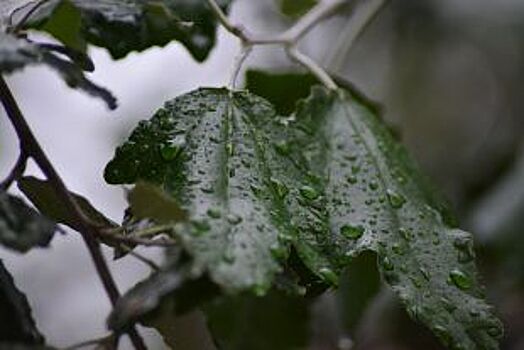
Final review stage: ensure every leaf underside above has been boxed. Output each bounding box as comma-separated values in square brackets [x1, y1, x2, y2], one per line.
[0, 190, 56, 253]
[105, 87, 502, 349]
[29, 0, 232, 61]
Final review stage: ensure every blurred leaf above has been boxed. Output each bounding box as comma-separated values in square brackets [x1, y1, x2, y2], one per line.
[0, 190, 56, 253]
[28, 0, 232, 61]
[245, 70, 318, 115]
[287, 86, 502, 349]
[205, 290, 310, 350]
[128, 182, 187, 224]
[0, 33, 116, 109]
[18, 176, 117, 232]
[276, 0, 317, 18]
[338, 251, 381, 334]
[0, 260, 45, 344]
[40, 0, 85, 52]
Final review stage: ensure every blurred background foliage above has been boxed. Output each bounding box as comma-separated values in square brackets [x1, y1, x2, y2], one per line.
[1, 0, 524, 348]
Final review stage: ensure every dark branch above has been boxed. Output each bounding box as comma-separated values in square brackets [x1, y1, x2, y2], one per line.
[0, 149, 28, 190]
[0, 76, 146, 350]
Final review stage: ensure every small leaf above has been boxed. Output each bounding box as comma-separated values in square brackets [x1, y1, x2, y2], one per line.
[0, 33, 116, 109]
[205, 290, 310, 350]
[28, 0, 233, 61]
[18, 176, 117, 232]
[0, 259, 45, 344]
[128, 182, 187, 224]
[40, 0, 85, 52]
[0, 190, 56, 253]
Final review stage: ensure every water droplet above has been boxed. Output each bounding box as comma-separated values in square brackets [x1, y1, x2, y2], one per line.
[346, 175, 358, 184]
[299, 185, 319, 200]
[226, 142, 234, 156]
[369, 181, 379, 190]
[487, 325, 502, 338]
[270, 178, 289, 199]
[226, 214, 242, 225]
[318, 267, 338, 285]
[274, 141, 291, 156]
[160, 136, 186, 161]
[192, 219, 211, 234]
[351, 165, 361, 174]
[207, 208, 221, 219]
[200, 185, 214, 194]
[270, 243, 287, 260]
[340, 224, 364, 240]
[392, 243, 404, 255]
[449, 269, 472, 290]
[386, 189, 406, 209]
[381, 256, 394, 271]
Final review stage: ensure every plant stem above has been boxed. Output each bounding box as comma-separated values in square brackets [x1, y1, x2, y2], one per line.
[206, 0, 348, 90]
[0, 149, 28, 190]
[0, 76, 146, 350]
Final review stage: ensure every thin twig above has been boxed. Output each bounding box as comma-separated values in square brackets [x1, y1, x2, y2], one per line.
[0, 76, 146, 350]
[119, 245, 161, 271]
[325, 0, 388, 72]
[9, 0, 50, 34]
[287, 46, 338, 90]
[206, 0, 348, 90]
[0, 149, 28, 190]
[229, 45, 253, 89]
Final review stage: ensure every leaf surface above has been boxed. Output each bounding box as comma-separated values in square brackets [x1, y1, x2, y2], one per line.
[287, 87, 502, 349]
[29, 0, 232, 61]
[0, 190, 56, 253]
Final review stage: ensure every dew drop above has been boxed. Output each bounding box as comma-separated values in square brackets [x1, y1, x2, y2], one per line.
[207, 208, 221, 219]
[340, 224, 364, 240]
[270, 178, 289, 199]
[274, 141, 291, 156]
[299, 185, 320, 200]
[369, 181, 379, 191]
[346, 175, 358, 184]
[386, 189, 406, 209]
[318, 267, 338, 285]
[192, 219, 211, 234]
[226, 214, 242, 225]
[449, 269, 472, 290]
[381, 256, 394, 271]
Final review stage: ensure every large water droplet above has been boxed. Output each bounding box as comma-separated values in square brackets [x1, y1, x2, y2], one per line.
[207, 208, 221, 219]
[346, 175, 358, 184]
[160, 136, 186, 161]
[270, 178, 289, 199]
[192, 219, 211, 234]
[299, 185, 320, 200]
[399, 227, 412, 241]
[369, 181, 379, 191]
[381, 256, 394, 271]
[386, 189, 406, 209]
[226, 214, 242, 225]
[274, 141, 291, 156]
[340, 224, 364, 240]
[318, 267, 338, 285]
[449, 269, 472, 290]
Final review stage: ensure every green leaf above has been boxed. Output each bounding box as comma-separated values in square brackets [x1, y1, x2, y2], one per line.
[0, 259, 45, 344]
[29, 0, 232, 61]
[0, 33, 117, 109]
[18, 176, 117, 232]
[205, 290, 310, 350]
[105, 88, 301, 294]
[288, 87, 502, 349]
[276, 0, 318, 18]
[40, 0, 85, 52]
[0, 190, 56, 253]
[128, 182, 187, 224]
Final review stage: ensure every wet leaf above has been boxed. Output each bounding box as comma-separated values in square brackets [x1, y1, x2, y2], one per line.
[0, 259, 45, 344]
[28, 0, 232, 61]
[0, 190, 56, 253]
[287, 86, 502, 349]
[128, 182, 187, 224]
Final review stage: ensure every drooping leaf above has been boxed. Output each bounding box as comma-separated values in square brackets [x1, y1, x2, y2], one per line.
[0, 259, 45, 344]
[205, 290, 310, 350]
[0, 190, 56, 253]
[40, 0, 85, 52]
[18, 176, 117, 232]
[0, 33, 116, 109]
[105, 88, 302, 294]
[286, 87, 502, 349]
[28, 0, 232, 61]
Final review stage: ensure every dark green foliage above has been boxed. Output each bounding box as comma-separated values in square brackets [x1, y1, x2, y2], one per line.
[0, 260, 45, 345]
[0, 190, 55, 253]
[206, 290, 310, 350]
[30, 0, 232, 61]
[105, 86, 502, 349]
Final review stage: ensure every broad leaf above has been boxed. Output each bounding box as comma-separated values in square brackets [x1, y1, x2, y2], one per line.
[0, 190, 56, 253]
[0, 259, 45, 344]
[29, 0, 232, 61]
[287, 87, 502, 349]
[18, 176, 117, 232]
[0, 32, 116, 109]
[105, 88, 300, 294]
